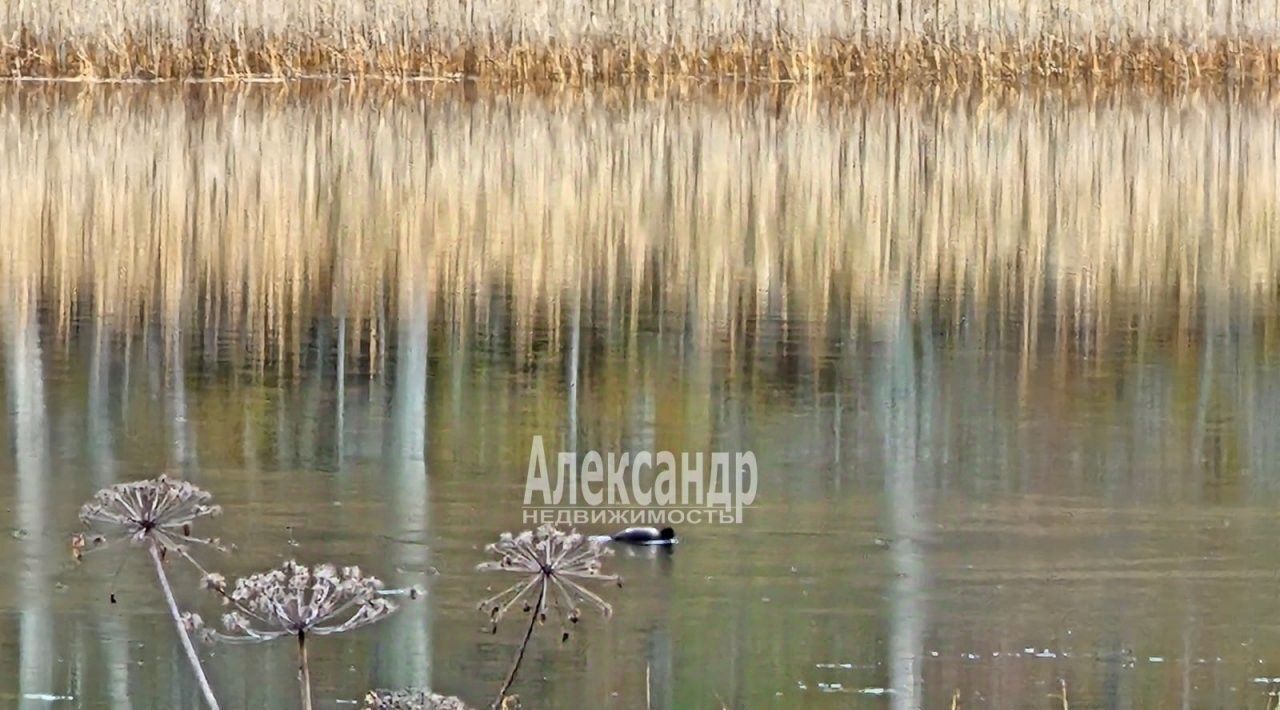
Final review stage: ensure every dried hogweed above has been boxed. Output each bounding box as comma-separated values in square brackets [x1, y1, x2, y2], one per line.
[477, 524, 618, 633]
[363, 688, 473, 710]
[202, 561, 407, 641]
[477, 525, 619, 708]
[201, 560, 419, 710]
[72, 474, 226, 559]
[71, 475, 225, 709]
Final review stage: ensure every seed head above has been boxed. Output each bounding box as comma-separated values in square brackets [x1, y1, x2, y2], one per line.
[476, 525, 617, 636]
[73, 475, 225, 557]
[202, 560, 413, 643]
[362, 688, 472, 709]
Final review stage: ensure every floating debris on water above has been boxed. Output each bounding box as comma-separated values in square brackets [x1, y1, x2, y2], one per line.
[1148, 657, 1164, 663]
[857, 687, 895, 696]
[23, 694, 75, 702]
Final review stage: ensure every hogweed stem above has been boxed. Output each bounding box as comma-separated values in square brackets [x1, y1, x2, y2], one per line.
[492, 582, 545, 710]
[74, 476, 225, 710]
[298, 631, 313, 710]
[149, 541, 220, 709]
[476, 525, 619, 708]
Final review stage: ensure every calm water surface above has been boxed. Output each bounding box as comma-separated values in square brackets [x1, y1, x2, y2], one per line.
[1, 85, 1279, 709]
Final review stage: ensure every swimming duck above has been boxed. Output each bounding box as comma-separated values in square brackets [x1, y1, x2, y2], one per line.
[591, 526, 677, 546]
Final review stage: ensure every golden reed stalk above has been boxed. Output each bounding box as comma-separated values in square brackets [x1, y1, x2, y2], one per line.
[0, 0, 1278, 82]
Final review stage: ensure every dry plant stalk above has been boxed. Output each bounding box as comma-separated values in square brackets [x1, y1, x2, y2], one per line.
[0, 0, 1277, 82]
[73, 475, 225, 709]
[476, 525, 619, 709]
[199, 560, 419, 710]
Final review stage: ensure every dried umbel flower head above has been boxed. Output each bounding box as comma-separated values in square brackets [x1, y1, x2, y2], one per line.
[71, 475, 225, 708]
[73, 474, 225, 558]
[203, 560, 411, 643]
[363, 688, 472, 710]
[181, 611, 206, 634]
[476, 525, 618, 635]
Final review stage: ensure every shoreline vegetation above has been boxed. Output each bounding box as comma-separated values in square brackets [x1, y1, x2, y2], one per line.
[1, 0, 1279, 83]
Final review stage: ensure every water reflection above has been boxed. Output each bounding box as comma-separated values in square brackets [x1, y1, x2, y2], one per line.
[878, 285, 929, 708]
[382, 284, 431, 689]
[3, 280, 54, 707]
[0, 85, 1278, 708]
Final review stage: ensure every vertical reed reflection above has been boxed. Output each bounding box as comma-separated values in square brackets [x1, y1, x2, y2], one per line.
[0, 85, 1274, 369]
[384, 283, 431, 688]
[878, 284, 928, 708]
[85, 320, 136, 710]
[2, 278, 53, 704]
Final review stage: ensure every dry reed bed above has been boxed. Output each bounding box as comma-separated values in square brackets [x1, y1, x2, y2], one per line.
[0, 85, 1277, 367]
[1, 0, 1279, 81]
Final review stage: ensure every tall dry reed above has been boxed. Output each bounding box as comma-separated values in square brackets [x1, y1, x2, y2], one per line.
[0, 0, 1278, 81]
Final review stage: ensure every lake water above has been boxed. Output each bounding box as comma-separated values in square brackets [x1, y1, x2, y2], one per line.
[1, 84, 1279, 709]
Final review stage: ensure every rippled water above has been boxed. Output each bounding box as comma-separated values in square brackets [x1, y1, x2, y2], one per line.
[1, 84, 1279, 709]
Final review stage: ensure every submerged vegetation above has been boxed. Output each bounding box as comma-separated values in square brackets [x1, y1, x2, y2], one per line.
[0, 0, 1278, 81]
[73, 478, 615, 708]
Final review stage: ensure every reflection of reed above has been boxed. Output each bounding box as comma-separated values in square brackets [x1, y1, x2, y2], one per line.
[383, 284, 431, 690]
[877, 284, 928, 709]
[0, 85, 1277, 370]
[1, 283, 54, 704]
